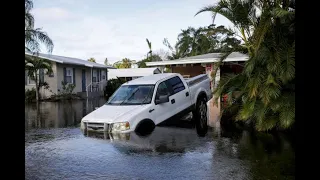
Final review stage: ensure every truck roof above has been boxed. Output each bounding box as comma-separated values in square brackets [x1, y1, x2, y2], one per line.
[123, 73, 179, 85]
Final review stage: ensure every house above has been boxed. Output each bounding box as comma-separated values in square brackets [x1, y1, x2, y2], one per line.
[25, 52, 115, 98]
[108, 67, 161, 81]
[146, 52, 249, 89]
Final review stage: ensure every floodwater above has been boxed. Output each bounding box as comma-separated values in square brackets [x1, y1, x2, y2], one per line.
[25, 98, 295, 180]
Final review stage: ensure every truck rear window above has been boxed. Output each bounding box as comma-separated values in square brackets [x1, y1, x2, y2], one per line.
[167, 76, 185, 94]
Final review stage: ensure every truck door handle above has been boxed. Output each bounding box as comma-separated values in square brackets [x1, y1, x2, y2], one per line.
[171, 99, 175, 104]
[186, 92, 189, 97]
[149, 109, 154, 113]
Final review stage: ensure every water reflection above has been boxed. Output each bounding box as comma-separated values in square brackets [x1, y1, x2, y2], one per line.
[81, 125, 294, 179]
[25, 98, 294, 180]
[25, 98, 107, 131]
[83, 126, 205, 155]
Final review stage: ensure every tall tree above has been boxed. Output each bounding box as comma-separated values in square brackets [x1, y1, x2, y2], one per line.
[113, 58, 133, 69]
[87, 58, 96, 63]
[163, 38, 182, 60]
[146, 38, 152, 61]
[137, 54, 162, 68]
[196, 0, 295, 131]
[25, 0, 54, 53]
[104, 58, 109, 66]
[25, 53, 53, 101]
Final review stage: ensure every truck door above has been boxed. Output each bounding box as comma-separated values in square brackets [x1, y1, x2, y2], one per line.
[166, 76, 192, 114]
[154, 80, 174, 124]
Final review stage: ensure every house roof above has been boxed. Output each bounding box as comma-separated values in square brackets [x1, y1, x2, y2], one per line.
[145, 52, 249, 66]
[25, 52, 115, 69]
[108, 67, 161, 79]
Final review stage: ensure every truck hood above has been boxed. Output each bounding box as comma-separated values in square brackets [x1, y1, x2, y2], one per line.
[82, 104, 142, 123]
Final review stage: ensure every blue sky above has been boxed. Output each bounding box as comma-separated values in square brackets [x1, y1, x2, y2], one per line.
[32, 0, 232, 64]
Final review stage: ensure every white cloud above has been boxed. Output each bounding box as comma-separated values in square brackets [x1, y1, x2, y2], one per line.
[32, 7, 76, 21]
[32, 0, 232, 65]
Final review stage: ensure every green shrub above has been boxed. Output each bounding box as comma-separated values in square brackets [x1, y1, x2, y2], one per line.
[104, 78, 124, 98]
[25, 88, 36, 102]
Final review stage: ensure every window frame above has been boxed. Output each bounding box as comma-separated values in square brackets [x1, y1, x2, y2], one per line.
[66, 67, 73, 84]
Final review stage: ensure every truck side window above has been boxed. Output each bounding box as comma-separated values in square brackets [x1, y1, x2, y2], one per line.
[167, 76, 185, 94]
[156, 81, 170, 98]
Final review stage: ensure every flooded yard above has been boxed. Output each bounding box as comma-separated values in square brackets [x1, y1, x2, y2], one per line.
[25, 98, 295, 180]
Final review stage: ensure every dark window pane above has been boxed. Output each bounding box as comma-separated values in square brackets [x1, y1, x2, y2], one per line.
[167, 76, 185, 94]
[156, 82, 170, 97]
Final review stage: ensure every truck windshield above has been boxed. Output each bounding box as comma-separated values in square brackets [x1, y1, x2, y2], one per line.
[106, 85, 155, 105]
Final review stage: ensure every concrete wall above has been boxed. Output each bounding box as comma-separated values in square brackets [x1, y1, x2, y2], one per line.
[207, 96, 221, 128]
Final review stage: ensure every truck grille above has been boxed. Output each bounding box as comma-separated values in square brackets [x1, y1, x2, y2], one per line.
[86, 122, 112, 132]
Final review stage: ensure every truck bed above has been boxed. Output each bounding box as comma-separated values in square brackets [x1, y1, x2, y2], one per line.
[185, 74, 209, 87]
[185, 74, 212, 105]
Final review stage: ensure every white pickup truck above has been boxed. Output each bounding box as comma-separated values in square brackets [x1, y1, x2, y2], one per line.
[81, 73, 211, 133]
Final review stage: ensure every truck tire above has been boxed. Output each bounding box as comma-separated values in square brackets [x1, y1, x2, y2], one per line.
[193, 96, 208, 136]
[135, 119, 155, 136]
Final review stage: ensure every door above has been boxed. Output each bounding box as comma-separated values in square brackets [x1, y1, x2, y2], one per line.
[166, 76, 191, 113]
[82, 69, 86, 92]
[154, 80, 174, 124]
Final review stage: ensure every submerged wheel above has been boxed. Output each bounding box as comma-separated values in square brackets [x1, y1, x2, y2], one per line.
[135, 119, 155, 136]
[193, 96, 208, 135]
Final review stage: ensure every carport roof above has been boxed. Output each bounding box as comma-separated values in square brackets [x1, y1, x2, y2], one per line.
[146, 52, 249, 66]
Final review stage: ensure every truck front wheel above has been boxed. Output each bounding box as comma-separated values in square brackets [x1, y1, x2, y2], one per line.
[135, 119, 155, 136]
[193, 96, 208, 135]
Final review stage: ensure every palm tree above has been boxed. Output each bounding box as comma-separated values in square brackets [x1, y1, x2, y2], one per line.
[146, 38, 152, 61]
[176, 27, 199, 57]
[120, 58, 132, 68]
[25, 0, 34, 30]
[196, 0, 295, 131]
[25, 0, 53, 53]
[87, 58, 96, 63]
[114, 58, 133, 69]
[195, 0, 257, 56]
[25, 53, 53, 101]
[163, 38, 182, 60]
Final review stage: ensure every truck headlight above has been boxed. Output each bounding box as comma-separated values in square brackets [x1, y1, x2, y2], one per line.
[80, 120, 87, 130]
[112, 122, 130, 131]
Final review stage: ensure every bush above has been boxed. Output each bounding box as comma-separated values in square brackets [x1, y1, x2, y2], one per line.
[104, 78, 124, 98]
[45, 81, 81, 101]
[60, 81, 76, 95]
[25, 88, 36, 102]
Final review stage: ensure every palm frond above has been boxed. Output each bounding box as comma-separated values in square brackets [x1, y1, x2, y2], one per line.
[146, 38, 152, 50]
[25, 28, 54, 53]
[271, 7, 295, 19]
[25, 12, 34, 29]
[25, 0, 33, 12]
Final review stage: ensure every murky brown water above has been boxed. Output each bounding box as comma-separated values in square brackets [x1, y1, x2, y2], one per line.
[25, 98, 295, 180]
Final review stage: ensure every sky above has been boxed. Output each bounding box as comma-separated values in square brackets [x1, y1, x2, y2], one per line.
[32, 0, 233, 65]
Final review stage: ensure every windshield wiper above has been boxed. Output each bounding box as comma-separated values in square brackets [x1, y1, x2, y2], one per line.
[119, 88, 140, 105]
[140, 87, 153, 105]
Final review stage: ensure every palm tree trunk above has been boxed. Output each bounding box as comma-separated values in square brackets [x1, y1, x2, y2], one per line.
[34, 72, 40, 101]
[36, 101, 41, 128]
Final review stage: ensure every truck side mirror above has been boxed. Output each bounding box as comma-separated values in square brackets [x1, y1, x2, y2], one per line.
[155, 95, 169, 104]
